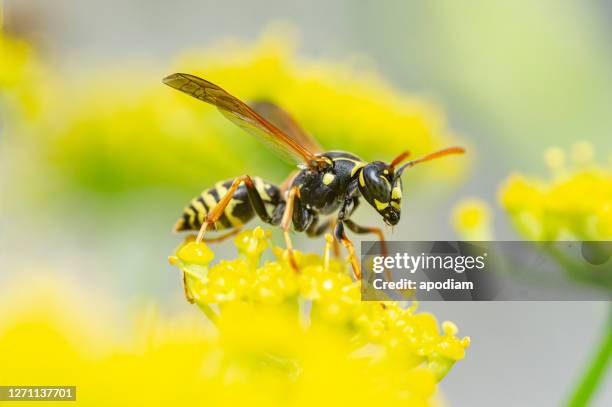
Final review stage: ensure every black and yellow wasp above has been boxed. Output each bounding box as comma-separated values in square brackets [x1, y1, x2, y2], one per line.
[163, 73, 465, 277]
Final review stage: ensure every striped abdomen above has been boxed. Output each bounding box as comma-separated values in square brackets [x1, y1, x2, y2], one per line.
[174, 177, 280, 232]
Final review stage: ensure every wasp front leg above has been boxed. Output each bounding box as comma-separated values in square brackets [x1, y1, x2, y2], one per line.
[305, 216, 330, 237]
[343, 219, 387, 259]
[281, 187, 299, 271]
[306, 217, 342, 259]
[280, 186, 315, 272]
[333, 221, 361, 280]
[334, 194, 362, 280]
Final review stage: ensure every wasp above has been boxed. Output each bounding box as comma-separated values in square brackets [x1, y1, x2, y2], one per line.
[163, 73, 465, 278]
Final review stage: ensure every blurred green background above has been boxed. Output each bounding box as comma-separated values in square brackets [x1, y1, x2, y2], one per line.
[1, 0, 611, 405]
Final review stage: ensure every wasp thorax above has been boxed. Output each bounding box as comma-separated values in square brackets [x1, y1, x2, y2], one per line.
[358, 161, 401, 225]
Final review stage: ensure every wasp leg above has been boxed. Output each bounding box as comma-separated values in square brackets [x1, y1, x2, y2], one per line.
[183, 229, 242, 244]
[195, 176, 244, 243]
[305, 217, 341, 258]
[186, 229, 243, 244]
[201, 228, 242, 243]
[308, 217, 339, 252]
[243, 177, 280, 225]
[196, 175, 277, 243]
[306, 216, 330, 237]
[333, 193, 362, 279]
[333, 221, 361, 280]
[292, 192, 314, 232]
[343, 219, 388, 258]
[344, 219, 392, 282]
[281, 186, 300, 271]
[329, 219, 341, 258]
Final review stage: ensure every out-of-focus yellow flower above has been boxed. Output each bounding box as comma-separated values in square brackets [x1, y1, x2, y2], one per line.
[12, 27, 465, 198]
[168, 227, 469, 405]
[0, 31, 48, 118]
[544, 147, 565, 171]
[451, 198, 493, 240]
[571, 141, 595, 167]
[0, 275, 222, 406]
[499, 143, 612, 240]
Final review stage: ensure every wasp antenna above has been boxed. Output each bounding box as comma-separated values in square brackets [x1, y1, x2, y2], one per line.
[396, 146, 465, 176]
[389, 150, 411, 173]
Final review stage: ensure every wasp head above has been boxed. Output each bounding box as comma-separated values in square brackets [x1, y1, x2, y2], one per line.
[357, 147, 466, 227]
[358, 161, 402, 226]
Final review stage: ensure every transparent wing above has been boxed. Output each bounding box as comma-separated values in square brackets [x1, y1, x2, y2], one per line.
[163, 73, 325, 167]
[250, 101, 323, 155]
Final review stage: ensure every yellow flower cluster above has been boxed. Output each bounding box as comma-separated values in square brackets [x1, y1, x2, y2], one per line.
[10, 28, 465, 197]
[169, 227, 469, 404]
[499, 143, 612, 240]
[0, 231, 469, 406]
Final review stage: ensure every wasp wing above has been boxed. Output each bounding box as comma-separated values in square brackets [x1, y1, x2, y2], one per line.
[250, 101, 323, 155]
[163, 73, 324, 167]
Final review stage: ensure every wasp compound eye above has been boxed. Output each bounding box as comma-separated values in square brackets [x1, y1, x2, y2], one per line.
[360, 162, 392, 203]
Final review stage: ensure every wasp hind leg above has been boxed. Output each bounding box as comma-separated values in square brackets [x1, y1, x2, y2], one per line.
[195, 175, 279, 243]
[182, 229, 242, 246]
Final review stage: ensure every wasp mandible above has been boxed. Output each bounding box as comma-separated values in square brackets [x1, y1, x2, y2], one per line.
[163, 73, 465, 278]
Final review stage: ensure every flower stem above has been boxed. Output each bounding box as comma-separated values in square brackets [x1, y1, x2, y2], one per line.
[565, 306, 612, 407]
[196, 302, 219, 327]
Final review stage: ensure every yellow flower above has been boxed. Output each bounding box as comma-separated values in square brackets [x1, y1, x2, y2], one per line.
[499, 143, 612, 240]
[1, 250, 468, 406]
[169, 227, 470, 404]
[0, 31, 49, 118]
[451, 198, 493, 240]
